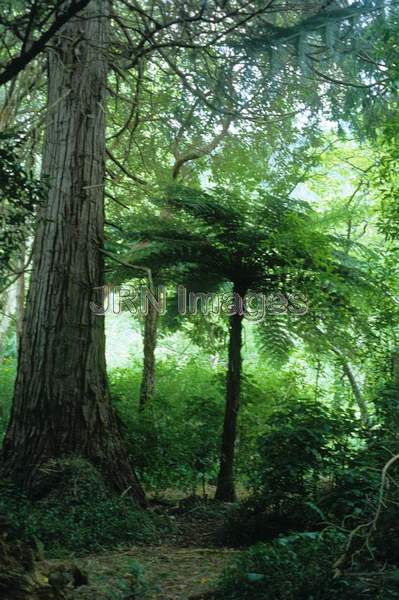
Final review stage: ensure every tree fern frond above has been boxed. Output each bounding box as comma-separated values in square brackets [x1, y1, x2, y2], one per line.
[164, 183, 242, 229]
[256, 314, 297, 367]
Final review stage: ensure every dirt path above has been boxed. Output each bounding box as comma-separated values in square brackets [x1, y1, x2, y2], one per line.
[83, 545, 237, 599]
[140, 546, 236, 599]
[61, 500, 239, 599]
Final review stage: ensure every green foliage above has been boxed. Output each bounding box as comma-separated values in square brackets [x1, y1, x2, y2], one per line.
[372, 120, 399, 240]
[222, 398, 361, 545]
[0, 357, 16, 442]
[109, 359, 316, 495]
[249, 400, 357, 494]
[111, 184, 332, 302]
[236, 366, 316, 477]
[109, 175, 384, 378]
[111, 359, 224, 493]
[222, 377, 399, 574]
[70, 556, 149, 600]
[210, 531, 399, 600]
[0, 133, 46, 286]
[0, 458, 162, 556]
[1, 2, 399, 592]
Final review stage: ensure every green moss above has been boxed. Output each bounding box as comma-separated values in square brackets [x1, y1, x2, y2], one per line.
[0, 458, 165, 557]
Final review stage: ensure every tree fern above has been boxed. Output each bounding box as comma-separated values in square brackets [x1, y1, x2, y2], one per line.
[257, 315, 297, 367]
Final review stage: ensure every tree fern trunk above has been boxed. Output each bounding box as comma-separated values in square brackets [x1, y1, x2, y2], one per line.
[1, 0, 145, 506]
[215, 285, 245, 502]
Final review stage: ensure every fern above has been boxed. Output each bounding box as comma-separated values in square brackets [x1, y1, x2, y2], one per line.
[257, 315, 297, 367]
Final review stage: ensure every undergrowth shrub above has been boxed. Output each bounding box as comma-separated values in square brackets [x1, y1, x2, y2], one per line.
[343, 383, 399, 565]
[111, 358, 225, 494]
[110, 359, 314, 495]
[249, 400, 358, 495]
[236, 367, 314, 478]
[222, 400, 362, 545]
[222, 382, 399, 570]
[68, 556, 149, 599]
[210, 531, 399, 600]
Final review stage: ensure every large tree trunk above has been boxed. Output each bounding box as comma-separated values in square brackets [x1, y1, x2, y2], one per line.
[1, 0, 145, 506]
[15, 248, 25, 348]
[215, 286, 245, 502]
[139, 301, 158, 411]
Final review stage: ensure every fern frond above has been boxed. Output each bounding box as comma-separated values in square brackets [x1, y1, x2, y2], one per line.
[164, 183, 242, 229]
[256, 314, 297, 366]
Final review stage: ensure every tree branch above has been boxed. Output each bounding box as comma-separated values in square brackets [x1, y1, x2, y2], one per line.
[0, 0, 92, 86]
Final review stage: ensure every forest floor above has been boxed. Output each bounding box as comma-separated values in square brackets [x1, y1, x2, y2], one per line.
[59, 496, 239, 599]
[83, 544, 236, 599]
[135, 498, 238, 599]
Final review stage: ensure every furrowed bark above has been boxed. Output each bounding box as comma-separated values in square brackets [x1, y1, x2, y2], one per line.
[1, 0, 145, 506]
[15, 249, 25, 348]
